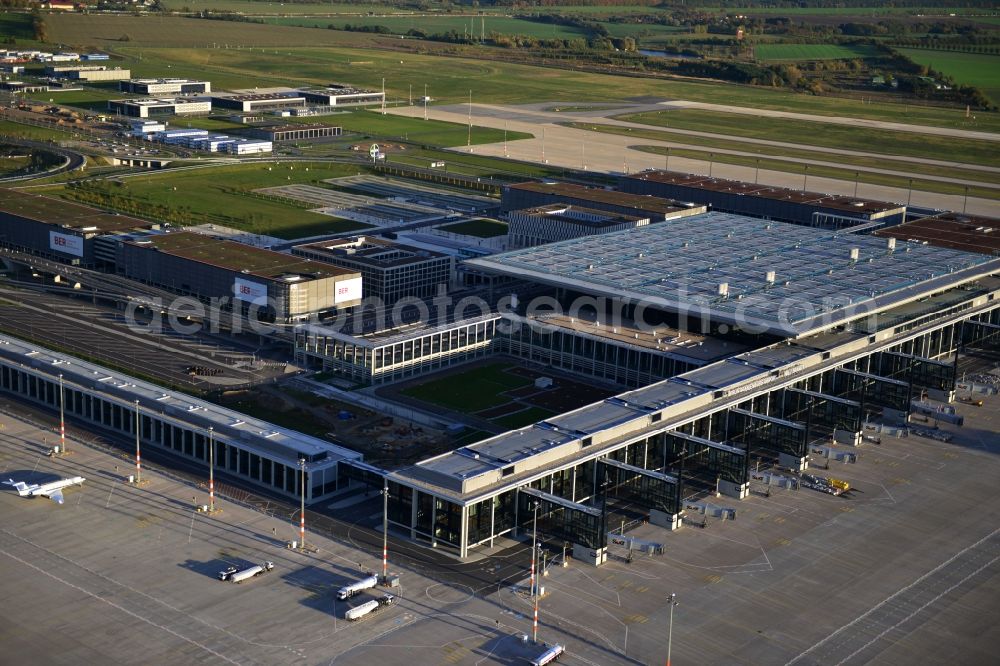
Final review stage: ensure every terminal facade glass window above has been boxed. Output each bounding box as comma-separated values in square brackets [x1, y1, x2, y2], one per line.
[0, 363, 345, 504]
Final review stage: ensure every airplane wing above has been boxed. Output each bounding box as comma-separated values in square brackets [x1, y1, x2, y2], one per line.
[43, 488, 65, 505]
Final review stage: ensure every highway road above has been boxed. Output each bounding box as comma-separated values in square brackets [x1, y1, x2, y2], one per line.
[385, 101, 1000, 217]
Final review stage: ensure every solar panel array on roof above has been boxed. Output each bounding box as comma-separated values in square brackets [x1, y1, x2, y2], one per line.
[467, 212, 998, 336]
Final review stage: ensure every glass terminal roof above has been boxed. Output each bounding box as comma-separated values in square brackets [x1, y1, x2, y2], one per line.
[467, 212, 1000, 337]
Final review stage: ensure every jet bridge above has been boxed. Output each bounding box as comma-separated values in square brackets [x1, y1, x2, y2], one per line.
[518, 487, 607, 565]
[665, 431, 749, 499]
[598, 457, 683, 530]
[833, 368, 911, 420]
[727, 407, 807, 471]
[784, 387, 863, 446]
[877, 350, 957, 401]
[963, 317, 1000, 348]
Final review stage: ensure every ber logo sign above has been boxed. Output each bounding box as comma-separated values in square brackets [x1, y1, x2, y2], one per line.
[49, 231, 84, 257]
[233, 277, 268, 306]
[334, 276, 362, 304]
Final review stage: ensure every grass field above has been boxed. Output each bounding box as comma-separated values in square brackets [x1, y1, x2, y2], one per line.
[632, 143, 999, 201]
[438, 219, 508, 238]
[0, 119, 75, 142]
[0, 11, 36, 40]
[615, 109, 1000, 168]
[45, 162, 373, 239]
[29, 86, 126, 112]
[896, 48, 1000, 105]
[0, 155, 30, 177]
[163, 2, 673, 15]
[570, 120, 1000, 188]
[268, 16, 588, 40]
[160, 0, 409, 13]
[323, 110, 533, 147]
[266, 15, 686, 41]
[755, 43, 881, 62]
[572, 118, 1000, 198]
[40, 14, 1000, 134]
[695, 6, 980, 15]
[401, 362, 530, 412]
[493, 406, 556, 430]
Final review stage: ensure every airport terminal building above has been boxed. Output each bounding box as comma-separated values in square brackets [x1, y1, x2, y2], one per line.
[0, 334, 362, 503]
[369, 213, 1000, 558]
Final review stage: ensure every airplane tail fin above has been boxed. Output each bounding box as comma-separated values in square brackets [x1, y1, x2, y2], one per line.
[4, 479, 30, 495]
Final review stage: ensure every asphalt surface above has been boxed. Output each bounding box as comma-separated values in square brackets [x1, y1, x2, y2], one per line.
[384, 102, 1000, 217]
[3, 384, 999, 665]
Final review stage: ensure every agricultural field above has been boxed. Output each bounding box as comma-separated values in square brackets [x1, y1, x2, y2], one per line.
[112, 45, 1000, 134]
[754, 43, 881, 62]
[896, 48, 1000, 105]
[159, 0, 410, 13]
[34, 13, 1000, 135]
[693, 5, 982, 16]
[268, 16, 589, 40]
[43, 163, 373, 239]
[0, 11, 36, 40]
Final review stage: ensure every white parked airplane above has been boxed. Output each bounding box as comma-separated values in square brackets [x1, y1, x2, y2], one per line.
[4, 476, 86, 504]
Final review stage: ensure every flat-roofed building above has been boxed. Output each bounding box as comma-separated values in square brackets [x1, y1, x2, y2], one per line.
[295, 313, 501, 384]
[119, 78, 211, 95]
[0, 188, 155, 267]
[0, 333, 362, 504]
[298, 84, 384, 107]
[874, 212, 1000, 256]
[222, 139, 273, 155]
[506, 204, 650, 249]
[46, 65, 130, 81]
[243, 124, 341, 142]
[108, 97, 212, 118]
[115, 231, 362, 321]
[210, 92, 306, 113]
[622, 170, 906, 229]
[468, 211, 995, 339]
[501, 181, 706, 222]
[293, 235, 453, 304]
[500, 312, 748, 388]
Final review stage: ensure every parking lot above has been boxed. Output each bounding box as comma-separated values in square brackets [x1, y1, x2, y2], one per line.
[1, 388, 998, 665]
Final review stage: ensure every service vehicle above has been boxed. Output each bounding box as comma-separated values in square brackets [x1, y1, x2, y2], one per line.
[229, 561, 274, 583]
[337, 574, 378, 600]
[344, 594, 394, 621]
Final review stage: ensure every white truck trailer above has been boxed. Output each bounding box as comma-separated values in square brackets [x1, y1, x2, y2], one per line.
[337, 574, 378, 600]
[345, 594, 394, 621]
[530, 643, 565, 665]
[229, 561, 274, 583]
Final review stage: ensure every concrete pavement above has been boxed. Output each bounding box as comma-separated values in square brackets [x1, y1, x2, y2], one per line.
[384, 102, 1000, 217]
